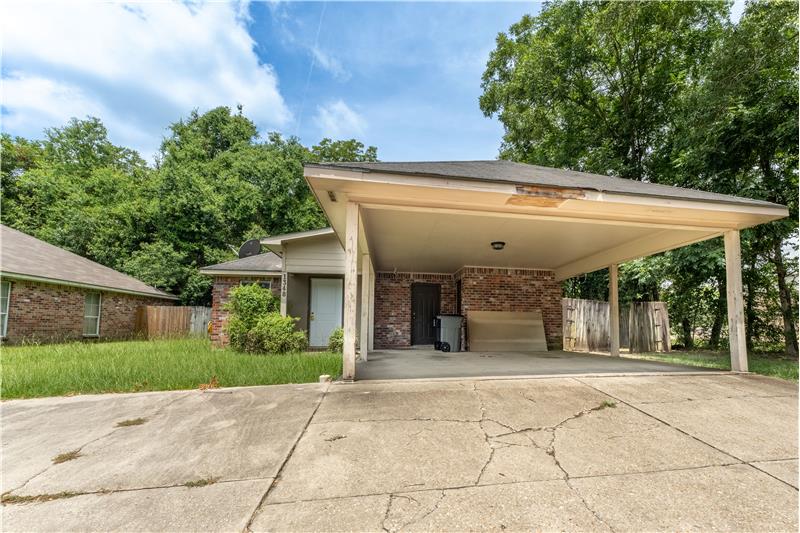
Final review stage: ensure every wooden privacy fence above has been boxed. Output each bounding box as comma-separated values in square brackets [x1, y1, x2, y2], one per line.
[562, 298, 670, 353]
[135, 306, 211, 339]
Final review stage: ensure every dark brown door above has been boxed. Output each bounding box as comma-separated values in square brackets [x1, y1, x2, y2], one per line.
[411, 283, 440, 345]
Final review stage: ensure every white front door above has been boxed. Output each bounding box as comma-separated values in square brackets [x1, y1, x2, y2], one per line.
[309, 278, 343, 347]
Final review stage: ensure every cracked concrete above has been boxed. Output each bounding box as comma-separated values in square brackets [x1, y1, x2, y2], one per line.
[2, 374, 797, 532]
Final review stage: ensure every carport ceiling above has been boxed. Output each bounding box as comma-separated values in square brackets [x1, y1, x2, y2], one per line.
[361, 206, 712, 275]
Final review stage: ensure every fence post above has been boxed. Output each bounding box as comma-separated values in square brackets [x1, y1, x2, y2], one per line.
[609, 264, 620, 357]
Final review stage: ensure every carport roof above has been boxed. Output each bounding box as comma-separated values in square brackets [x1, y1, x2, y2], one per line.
[304, 160, 788, 279]
[305, 160, 781, 209]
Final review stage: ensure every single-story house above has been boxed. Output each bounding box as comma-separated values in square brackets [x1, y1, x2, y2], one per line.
[199, 250, 282, 346]
[202, 228, 364, 349]
[0, 225, 177, 344]
[206, 160, 788, 381]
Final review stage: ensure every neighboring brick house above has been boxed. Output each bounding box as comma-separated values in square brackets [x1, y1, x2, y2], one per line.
[0, 225, 177, 344]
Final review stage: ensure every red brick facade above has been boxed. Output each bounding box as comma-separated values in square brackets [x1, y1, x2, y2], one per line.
[374, 267, 562, 350]
[455, 267, 562, 350]
[2, 280, 170, 344]
[374, 272, 456, 348]
[210, 275, 280, 347]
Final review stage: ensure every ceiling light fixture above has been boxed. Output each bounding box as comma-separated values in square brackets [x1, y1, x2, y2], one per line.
[491, 241, 506, 251]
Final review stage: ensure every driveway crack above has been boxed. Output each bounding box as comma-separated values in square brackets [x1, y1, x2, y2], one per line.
[546, 430, 616, 533]
[243, 383, 330, 532]
[3, 392, 189, 497]
[571, 377, 800, 491]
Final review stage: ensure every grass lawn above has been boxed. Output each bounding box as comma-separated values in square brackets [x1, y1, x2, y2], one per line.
[626, 350, 798, 381]
[1, 338, 342, 400]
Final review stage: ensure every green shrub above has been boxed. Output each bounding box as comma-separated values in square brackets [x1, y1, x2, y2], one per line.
[224, 284, 306, 354]
[224, 284, 279, 329]
[245, 314, 308, 354]
[328, 327, 344, 353]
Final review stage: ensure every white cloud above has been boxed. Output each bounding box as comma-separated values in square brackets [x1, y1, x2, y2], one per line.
[1, 1, 290, 161]
[314, 100, 367, 139]
[311, 47, 350, 81]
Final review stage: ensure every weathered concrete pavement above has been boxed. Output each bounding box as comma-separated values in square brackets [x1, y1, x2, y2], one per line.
[2, 374, 797, 532]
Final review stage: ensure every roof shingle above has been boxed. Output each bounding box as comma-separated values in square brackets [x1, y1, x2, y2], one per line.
[0, 225, 176, 299]
[200, 252, 282, 274]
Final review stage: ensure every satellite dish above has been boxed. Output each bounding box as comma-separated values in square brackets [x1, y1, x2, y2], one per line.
[238, 239, 261, 259]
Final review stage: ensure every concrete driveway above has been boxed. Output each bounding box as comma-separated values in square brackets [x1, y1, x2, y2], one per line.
[2, 374, 797, 532]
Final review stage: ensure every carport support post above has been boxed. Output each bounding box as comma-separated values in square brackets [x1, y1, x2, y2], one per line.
[360, 253, 371, 361]
[609, 264, 620, 357]
[342, 201, 359, 381]
[368, 260, 375, 351]
[724, 230, 748, 372]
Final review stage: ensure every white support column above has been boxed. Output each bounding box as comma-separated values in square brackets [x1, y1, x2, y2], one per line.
[725, 230, 748, 372]
[342, 202, 359, 381]
[368, 261, 375, 351]
[609, 263, 620, 357]
[360, 253, 371, 361]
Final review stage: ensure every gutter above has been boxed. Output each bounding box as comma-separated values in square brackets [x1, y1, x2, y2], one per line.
[0, 272, 179, 300]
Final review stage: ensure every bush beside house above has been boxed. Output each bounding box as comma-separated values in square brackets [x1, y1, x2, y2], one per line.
[225, 284, 307, 354]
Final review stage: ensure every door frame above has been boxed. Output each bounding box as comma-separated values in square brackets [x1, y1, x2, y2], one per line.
[307, 276, 344, 347]
[410, 282, 441, 345]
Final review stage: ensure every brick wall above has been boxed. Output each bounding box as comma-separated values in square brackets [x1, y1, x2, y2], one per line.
[455, 267, 563, 350]
[374, 272, 456, 348]
[210, 275, 280, 347]
[3, 280, 170, 344]
[373, 267, 562, 350]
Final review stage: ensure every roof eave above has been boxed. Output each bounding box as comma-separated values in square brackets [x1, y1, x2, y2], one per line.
[199, 269, 282, 277]
[1, 272, 179, 300]
[305, 164, 785, 212]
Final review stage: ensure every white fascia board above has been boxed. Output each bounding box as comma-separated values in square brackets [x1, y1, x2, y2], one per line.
[307, 169, 788, 221]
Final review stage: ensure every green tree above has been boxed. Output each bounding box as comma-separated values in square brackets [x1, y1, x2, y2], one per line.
[481, 0, 798, 356]
[2, 108, 379, 306]
[480, 0, 727, 181]
[311, 138, 378, 163]
[662, 1, 798, 356]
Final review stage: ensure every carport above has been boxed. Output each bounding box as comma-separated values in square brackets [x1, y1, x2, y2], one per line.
[304, 160, 788, 381]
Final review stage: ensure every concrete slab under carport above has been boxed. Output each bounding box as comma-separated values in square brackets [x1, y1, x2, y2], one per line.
[355, 348, 720, 381]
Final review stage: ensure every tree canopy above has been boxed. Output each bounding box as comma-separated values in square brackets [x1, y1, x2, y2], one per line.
[482, 0, 798, 355]
[1, 107, 377, 305]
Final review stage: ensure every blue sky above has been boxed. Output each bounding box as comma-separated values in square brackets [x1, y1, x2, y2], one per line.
[1, 1, 538, 164]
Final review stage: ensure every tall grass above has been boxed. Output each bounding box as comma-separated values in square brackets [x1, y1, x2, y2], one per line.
[1, 338, 342, 399]
[628, 350, 798, 381]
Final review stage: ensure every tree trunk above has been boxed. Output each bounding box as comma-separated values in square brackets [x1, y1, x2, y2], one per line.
[681, 317, 694, 349]
[709, 305, 724, 350]
[771, 240, 798, 358]
[709, 277, 726, 350]
[744, 258, 756, 353]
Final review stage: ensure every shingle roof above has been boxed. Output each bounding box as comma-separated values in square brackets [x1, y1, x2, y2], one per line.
[0, 225, 177, 299]
[199, 252, 282, 274]
[305, 160, 782, 209]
